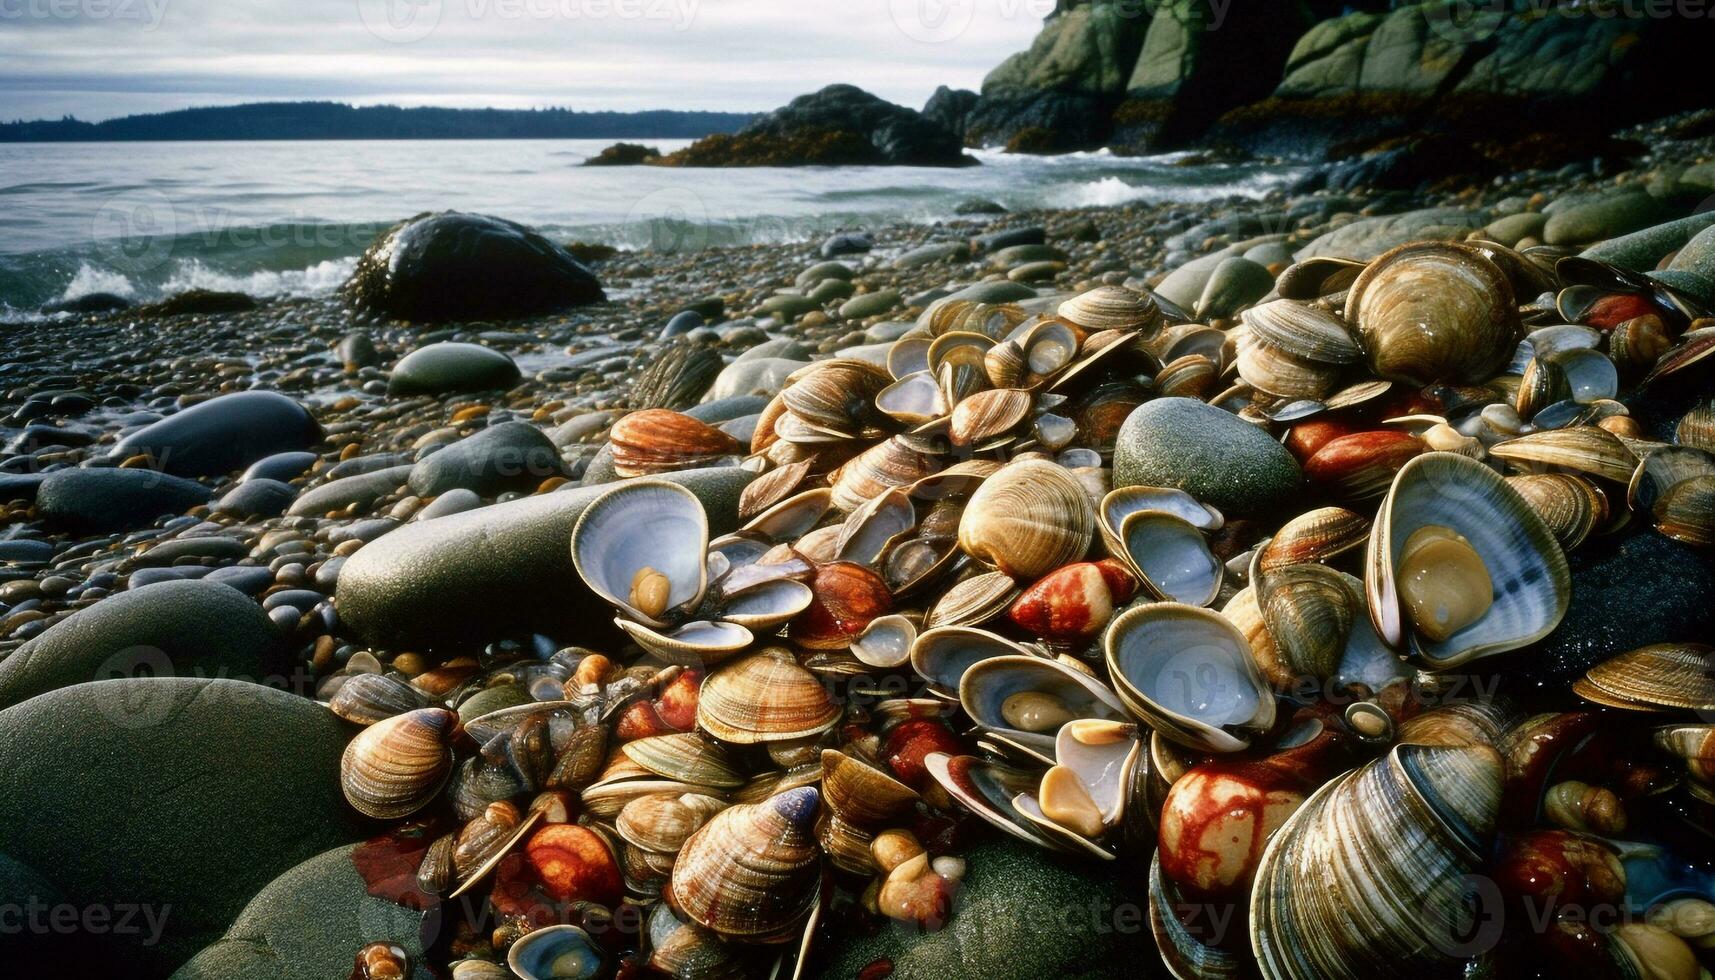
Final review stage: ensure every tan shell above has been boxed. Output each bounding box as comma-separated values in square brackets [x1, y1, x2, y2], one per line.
[1580, 643, 1715, 713]
[1490, 426, 1639, 484]
[696, 647, 842, 744]
[949, 388, 1033, 449]
[339, 707, 459, 820]
[821, 748, 919, 827]
[666, 787, 823, 943]
[1346, 241, 1519, 385]
[610, 409, 744, 478]
[830, 437, 941, 513]
[1505, 473, 1608, 551]
[1257, 507, 1370, 572]
[1057, 285, 1162, 335]
[957, 458, 1095, 580]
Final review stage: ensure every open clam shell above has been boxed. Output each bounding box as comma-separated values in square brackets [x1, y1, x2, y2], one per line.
[1114, 510, 1223, 607]
[1104, 602, 1276, 753]
[1099, 485, 1224, 541]
[1010, 718, 1142, 858]
[507, 925, 603, 980]
[1366, 451, 1570, 670]
[850, 613, 918, 670]
[958, 654, 1128, 763]
[571, 480, 709, 628]
[923, 752, 1072, 854]
[909, 625, 1036, 698]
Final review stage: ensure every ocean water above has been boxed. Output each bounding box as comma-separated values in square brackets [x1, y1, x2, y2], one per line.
[0, 138, 1300, 316]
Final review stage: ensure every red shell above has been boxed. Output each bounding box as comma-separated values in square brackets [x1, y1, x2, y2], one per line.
[1156, 761, 1309, 905]
[883, 719, 963, 791]
[1303, 430, 1424, 498]
[1007, 562, 1122, 644]
[788, 561, 893, 650]
[1283, 417, 1361, 463]
[1583, 292, 1658, 331]
[525, 824, 623, 906]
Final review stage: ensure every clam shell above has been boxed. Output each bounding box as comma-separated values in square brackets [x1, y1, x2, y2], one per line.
[910, 625, 1035, 697]
[1113, 510, 1223, 607]
[1104, 603, 1276, 753]
[1506, 473, 1607, 551]
[571, 479, 708, 628]
[834, 488, 916, 568]
[622, 733, 745, 789]
[949, 387, 1033, 448]
[696, 647, 841, 744]
[923, 752, 1072, 854]
[830, 437, 940, 513]
[737, 459, 814, 522]
[781, 359, 889, 433]
[1058, 285, 1162, 335]
[507, 925, 603, 980]
[875, 371, 945, 427]
[850, 613, 918, 669]
[821, 748, 918, 826]
[923, 570, 1021, 629]
[647, 903, 746, 980]
[1490, 425, 1639, 483]
[616, 792, 725, 854]
[339, 707, 459, 820]
[1236, 338, 1340, 402]
[610, 409, 744, 478]
[1256, 507, 1368, 572]
[959, 654, 1129, 762]
[958, 458, 1095, 580]
[667, 787, 823, 943]
[1366, 452, 1570, 669]
[1582, 643, 1715, 713]
[1241, 299, 1362, 365]
[1248, 744, 1502, 980]
[1346, 241, 1519, 385]
[329, 672, 432, 726]
[1256, 561, 1355, 683]
[1099, 485, 1223, 544]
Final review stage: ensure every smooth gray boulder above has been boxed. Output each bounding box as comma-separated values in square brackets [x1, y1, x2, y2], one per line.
[0, 678, 367, 976]
[110, 391, 321, 478]
[335, 466, 753, 648]
[35, 467, 212, 534]
[1113, 397, 1303, 519]
[0, 579, 282, 709]
[407, 421, 564, 498]
[702, 357, 805, 402]
[171, 845, 432, 980]
[387, 342, 521, 396]
[215, 478, 298, 518]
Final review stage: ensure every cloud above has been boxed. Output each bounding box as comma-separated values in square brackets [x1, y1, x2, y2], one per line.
[0, 0, 1048, 121]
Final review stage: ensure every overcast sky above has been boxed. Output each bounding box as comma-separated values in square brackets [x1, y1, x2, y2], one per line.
[0, 0, 1053, 121]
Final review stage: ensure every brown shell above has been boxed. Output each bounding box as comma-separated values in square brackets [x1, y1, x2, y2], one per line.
[696, 648, 842, 745]
[666, 787, 823, 942]
[339, 707, 459, 820]
[1347, 241, 1519, 386]
[610, 409, 744, 478]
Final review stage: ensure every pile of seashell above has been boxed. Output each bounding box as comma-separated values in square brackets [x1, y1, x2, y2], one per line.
[332, 239, 1715, 980]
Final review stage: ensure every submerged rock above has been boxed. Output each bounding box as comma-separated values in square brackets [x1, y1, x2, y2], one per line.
[344, 211, 603, 321]
[582, 141, 660, 166]
[656, 85, 969, 167]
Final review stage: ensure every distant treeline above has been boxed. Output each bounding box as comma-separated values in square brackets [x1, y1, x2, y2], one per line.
[0, 101, 760, 142]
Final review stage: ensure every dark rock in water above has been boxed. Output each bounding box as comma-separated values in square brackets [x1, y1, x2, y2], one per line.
[36, 467, 212, 534]
[954, 199, 1008, 216]
[1516, 531, 1715, 685]
[240, 450, 318, 483]
[111, 390, 321, 478]
[171, 844, 431, 980]
[1322, 135, 1491, 193]
[0, 677, 367, 977]
[407, 421, 563, 498]
[657, 85, 970, 167]
[630, 341, 723, 410]
[134, 289, 258, 317]
[658, 309, 704, 340]
[0, 579, 283, 709]
[1113, 397, 1303, 519]
[583, 141, 661, 166]
[344, 211, 603, 322]
[336, 467, 752, 648]
[922, 85, 978, 141]
[821, 233, 874, 258]
[286, 464, 412, 517]
[215, 478, 298, 518]
[387, 341, 521, 396]
[42, 291, 131, 314]
[811, 835, 1155, 980]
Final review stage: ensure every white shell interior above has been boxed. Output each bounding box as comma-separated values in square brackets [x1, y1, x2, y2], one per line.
[573, 481, 708, 624]
[1120, 511, 1223, 607]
